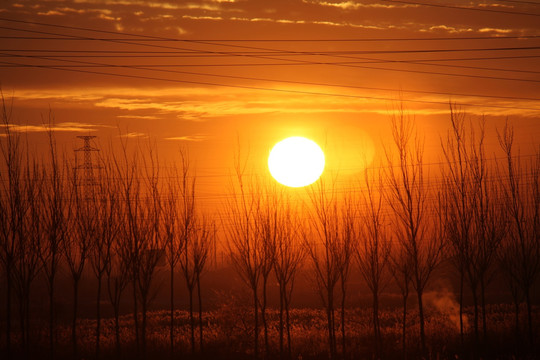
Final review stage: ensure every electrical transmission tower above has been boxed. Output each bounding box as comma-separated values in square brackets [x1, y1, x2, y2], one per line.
[75, 136, 100, 200]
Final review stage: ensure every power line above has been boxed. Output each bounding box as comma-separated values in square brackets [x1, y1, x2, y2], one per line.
[1, 18, 539, 111]
[1, 50, 539, 63]
[3, 35, 540, 42]
[2, 59, 539, 113]
[3, 23, 540, 82]
[3, 60, 539, 76]
[6, 49, 540, 87]
[5, 26, 540, 55]
[176, 39, 540, 82]
[3, 52, 540, 103]
[379, 0, 540, 17]
[495, 0, 540, 5]
[3, 16, 538, 45]
[7, 50, 539, 76]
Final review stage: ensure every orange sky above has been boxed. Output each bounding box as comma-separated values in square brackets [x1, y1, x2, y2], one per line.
[1, 0, 539, 208]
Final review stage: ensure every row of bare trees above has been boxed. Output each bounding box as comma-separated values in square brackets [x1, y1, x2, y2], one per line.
[224, 109, 538, 360]
[0, 105, 215, 360]
[1, 103, 539, 360]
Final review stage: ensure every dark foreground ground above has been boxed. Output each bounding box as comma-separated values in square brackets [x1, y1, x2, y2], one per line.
[2, 303, 539, 359]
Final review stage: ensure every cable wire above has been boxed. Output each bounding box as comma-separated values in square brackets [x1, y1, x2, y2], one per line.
[2, 59, 539, 113]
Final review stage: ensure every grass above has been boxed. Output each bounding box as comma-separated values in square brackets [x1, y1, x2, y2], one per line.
[2, 302, 539, 359]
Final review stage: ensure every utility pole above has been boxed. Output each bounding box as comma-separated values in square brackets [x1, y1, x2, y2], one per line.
[75, 136, 100, 200]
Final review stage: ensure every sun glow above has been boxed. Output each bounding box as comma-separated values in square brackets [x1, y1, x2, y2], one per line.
[268, 137, 325, 188]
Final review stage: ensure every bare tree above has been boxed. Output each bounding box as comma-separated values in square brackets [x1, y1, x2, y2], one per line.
[176, 150, 198, 354]
[498, 124, 540, 346]
[0, 98, 43, 359]
[175, 153, 214, 355]
[12, 156, 43, 358]
[105, 213, 130, 360]
[440, 108, 477, 346]
[114, 142, 142, 354]
[90, 155, 120, 360]
[384, 110, 443, 356]
[225, 150, 263, 358]
[192, 215, 214, 354]
[253, 180, 279, 356]
[304, 177, 342, 360]
[389, 241, 412, 360]
[272, 194, 304, 359]
[0, 94, 22, 360]
[114, 140, 163, 359]
[441, 111, 480, 345]
[470, 151, 506, 344]
[355, 168, 391, 359]
[64, 160, 94, 360]
[138, 144, 164, 359]
[161, 160, 183, 358]
[337, 192, 355, 358]
[39, 120, 68, 360]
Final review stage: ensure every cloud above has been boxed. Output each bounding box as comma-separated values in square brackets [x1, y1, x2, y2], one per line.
[308, 1, 417, 10]
[478, 27, 513, 34]
[424, 25, 474, 34]
[1, 122, 104, 134]
[10, 86, 539, 122]
[182, 15, 223, 21]
[478, 3, 513, 9]
[228, 16, 395, 30]
[38, 10, 65, 16]
[166, 134, 209, 142]
[66, 0, 238, 12]
[116, 115, 160, 120]
[118, 131, 148, 138]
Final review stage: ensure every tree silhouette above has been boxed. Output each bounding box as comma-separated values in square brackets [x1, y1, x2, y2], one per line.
[355, 167, 391, 359]
[271, 194, 304, 359]
[39, 122, 69, 360]
[384, 109, 443, 356]
[304, 177, 342, 360]
[498, 124, 540, 347]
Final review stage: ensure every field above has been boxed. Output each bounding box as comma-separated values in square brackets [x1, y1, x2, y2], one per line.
[4, 301, 539, 360]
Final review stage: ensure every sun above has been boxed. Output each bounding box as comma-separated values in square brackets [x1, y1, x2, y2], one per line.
[268, 137, 325, 188]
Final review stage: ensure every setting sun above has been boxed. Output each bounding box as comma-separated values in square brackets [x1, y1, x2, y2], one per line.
[1, 1, 539, 358]
[268, 136, 325, 187]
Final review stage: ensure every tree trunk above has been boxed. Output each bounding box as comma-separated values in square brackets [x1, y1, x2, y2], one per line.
[95, 274, 102, 360]
[327, 289, 335, 360]
[169, 265, 174, 358]
[253, 286, 259, 359]
[48, 276, 55, 360]
[459, 271, 464, 348]
[18, 288, 26, 359]
[5, 266, 12, 360]
[525, 286, 533, 346]
[401, 291, 408, 360]
[188, 287, 195, 353]
[72, 278, 80, 360]
[132, 278, 139, 356]
[278, 285, 284, 359]
[197, 273, 204, 354]
[262, 277, 269, 356]
[286, 300, 292, 359]
[417, 288, 426, 358]
[340, 280, 346, 358]
[472, 284, 479, 348]
[114, 303, 121, 360]
[141, 296, 147, 360]
[480, 276, 487, 343]
[373, 292, 381, 359]
[25, 291, 31, 360]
